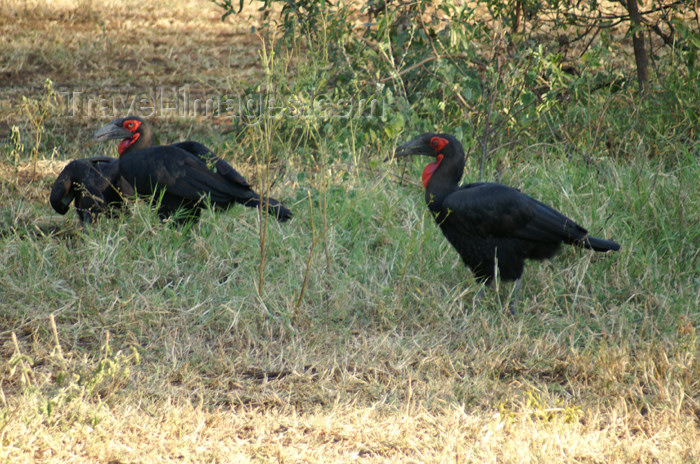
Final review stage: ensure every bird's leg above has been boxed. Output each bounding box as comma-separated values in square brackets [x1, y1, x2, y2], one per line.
[508, 278, 522, 315]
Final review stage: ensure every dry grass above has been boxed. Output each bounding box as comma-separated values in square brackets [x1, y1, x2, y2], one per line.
[1, 0, 699, 462]
[3, 312, 699, 462]
[0, 0, 265, 143]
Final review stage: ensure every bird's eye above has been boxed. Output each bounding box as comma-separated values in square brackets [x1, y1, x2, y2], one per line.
[126, 122, 134, 129]
[432, 140, 438, 147]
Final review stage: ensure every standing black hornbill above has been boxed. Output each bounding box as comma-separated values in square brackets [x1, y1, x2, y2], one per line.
[89, 116, 292, 223]
[394, 133, 620, 310]
[50, 156, 134, 224]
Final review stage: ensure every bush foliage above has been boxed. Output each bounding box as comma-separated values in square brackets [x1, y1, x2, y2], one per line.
[215, 0, 699, 169]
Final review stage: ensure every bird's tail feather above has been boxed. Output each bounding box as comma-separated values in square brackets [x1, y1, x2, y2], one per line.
[580, 235, 620, 252]
[242, 195, 293, 222]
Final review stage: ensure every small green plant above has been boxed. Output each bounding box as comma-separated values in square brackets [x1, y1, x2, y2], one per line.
[8, 125, 23, 168]
[19, 79, 59, 178]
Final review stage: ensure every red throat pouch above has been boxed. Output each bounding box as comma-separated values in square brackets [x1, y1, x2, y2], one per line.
[118, 132, 140, 155]
[422, 154, 444, 187]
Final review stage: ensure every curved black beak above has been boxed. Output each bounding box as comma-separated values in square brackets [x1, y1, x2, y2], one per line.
[89, 119, 131, 144]
[388, 133, 437, 161]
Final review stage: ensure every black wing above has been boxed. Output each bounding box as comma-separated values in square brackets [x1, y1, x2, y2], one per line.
[174, 142, 292, 221]
[172, 141, 251, 188]
[441, 182, 589, 243]
[119, 146, 256, 204]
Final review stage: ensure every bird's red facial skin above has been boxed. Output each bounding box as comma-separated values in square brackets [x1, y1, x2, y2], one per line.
[118, 119, 142, 154]
[123, 119, 141, 133]
[430, 136, 449, 152]
[422, 154, 444, 187]
[422, 136, 449, 187]
[118, 132, 140, 155]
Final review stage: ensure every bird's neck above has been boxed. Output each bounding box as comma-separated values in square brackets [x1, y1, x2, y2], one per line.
[122, 126, 155, 154]
[424, 150, 464, 210]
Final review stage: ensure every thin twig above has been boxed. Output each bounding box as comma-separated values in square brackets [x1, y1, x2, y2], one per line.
[49, 313, 64, 360]
[295, 191, 316, 314]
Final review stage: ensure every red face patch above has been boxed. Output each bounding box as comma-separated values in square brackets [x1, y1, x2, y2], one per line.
[123, 119, 141, 133]
[118, 135, 139, 155]
[118, 119, 141, 155]
[422, 154, 444, 187]
[421, 136, 449, 187]
[430, 136, 449, 152]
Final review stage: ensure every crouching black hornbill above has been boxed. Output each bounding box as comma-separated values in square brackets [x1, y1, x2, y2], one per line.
[90, 116, 292, 223]
[50, 156, 133, 224]
[394, 133, 620, 311]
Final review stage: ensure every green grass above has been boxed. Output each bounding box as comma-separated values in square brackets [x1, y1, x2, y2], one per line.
[1, 146, 698, 461]
[1, 0, 699, 462]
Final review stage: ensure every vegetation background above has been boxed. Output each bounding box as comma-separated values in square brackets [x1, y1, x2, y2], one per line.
[0, 0, 698, 461]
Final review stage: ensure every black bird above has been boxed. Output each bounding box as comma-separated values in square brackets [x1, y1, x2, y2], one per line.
[90, 116, 292, 223]
[50, 156, 133, 224]
[394, 133, 620, 310]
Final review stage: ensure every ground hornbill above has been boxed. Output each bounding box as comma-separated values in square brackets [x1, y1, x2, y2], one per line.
[50, 156, 133, 224]
[394, 133, 620, 311]
[90, 116, 292, 223]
